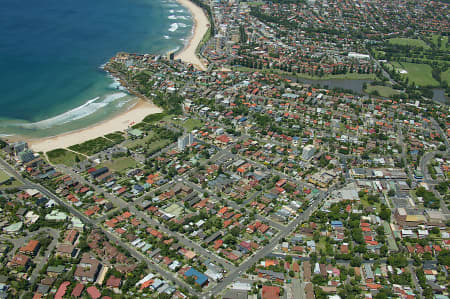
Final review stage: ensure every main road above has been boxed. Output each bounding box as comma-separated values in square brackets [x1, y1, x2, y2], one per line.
[0, 157, 200, 296]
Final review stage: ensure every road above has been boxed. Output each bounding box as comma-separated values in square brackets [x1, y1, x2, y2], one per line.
[408, 261, 423, 297]
[0, 136, 331, 298]
[419, 150, 449, 216]
[208, 191, 325, 295]
[0, 157, 201, 296]
[29, 228, 59, 284]
[55, 165, 236, 272]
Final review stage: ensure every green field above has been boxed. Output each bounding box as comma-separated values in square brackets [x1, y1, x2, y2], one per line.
[0, 170, 21, 188]
[388, 38, 430, 49]
[46, 148, 86, 166]
[148, 139, 172, 154]
[391, 62, 440, 87]
[124, 132, 156, 149]
[431, 34, 449, 51]
[100, 156, 137, 172]
[232, 66, 377, 80]
[69, 137, 114, 156]
[0, 170, 11, 182]
[364, 84, 400, 98]
[143, 112, 167, 124]
[183, 119, 203, 131]
[104, 132, 125, 144]
[442, 68, 450, 84]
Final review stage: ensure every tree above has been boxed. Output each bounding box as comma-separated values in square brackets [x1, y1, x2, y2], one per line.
[379, 204, 391, 221]
[437, 249, 450, 266]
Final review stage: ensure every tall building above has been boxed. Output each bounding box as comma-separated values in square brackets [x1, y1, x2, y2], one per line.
[302, 144, 316, 161]
[178, 133, 194, 151]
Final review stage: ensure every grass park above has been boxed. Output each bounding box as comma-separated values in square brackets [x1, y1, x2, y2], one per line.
[183, 118, 203, 131]
[431, 34, 449, 51]
[364, 84, 400, 98]
[388, 37, 430, 49]
[46, 148, 86, 166]
[0, 170, 22, 188]
[0, 170, 11, 183]
[99, 156, 137, 172]
[389, 62, 440, 87]
[68, 137, 115, 156]
[233, 66, 377, 80]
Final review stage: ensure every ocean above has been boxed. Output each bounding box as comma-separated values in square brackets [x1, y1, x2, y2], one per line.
[0, 0, 192, 138]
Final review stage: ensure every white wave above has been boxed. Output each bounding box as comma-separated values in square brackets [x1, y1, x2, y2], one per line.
[168, 46, 181, 54]
[164, 35, 171, 39]
[116, 98, 131, 108]
[177, 23, 187, 28]
[176, 9, 184, 13]
[168, 23, 179, 32]
[20, 93, 128, 129]
[109, 77, 127, 91]
[109, 81, 121, 89]
[169, 15, 188, 20]
[169, 9, 175, 13]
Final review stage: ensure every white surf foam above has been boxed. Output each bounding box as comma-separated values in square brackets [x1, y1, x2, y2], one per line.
[169, 15, 188, 20]
[116, 98, 131, 108]
[20, 92, 128, 129]
[164, 35, 171, 39]
[177, 23, 187, 28]
[168, 46, 181, 54]
[168, 23, 179, 32]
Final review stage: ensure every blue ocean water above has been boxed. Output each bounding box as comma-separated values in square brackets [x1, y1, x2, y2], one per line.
[0, 0, 192, 137]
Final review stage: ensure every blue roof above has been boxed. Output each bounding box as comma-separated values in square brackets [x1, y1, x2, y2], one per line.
[185, 268, 208, 286]
[331, 220, 343, 226]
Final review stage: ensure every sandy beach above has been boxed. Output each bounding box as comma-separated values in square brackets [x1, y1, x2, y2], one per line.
[175, 0, 210, 70]
[25, 0, 209, 153]
[28, 100, 162, 153]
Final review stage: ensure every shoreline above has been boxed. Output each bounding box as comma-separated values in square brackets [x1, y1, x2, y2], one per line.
[8, 0, 209, 153]
[27, 99, 162, 153]
[174, 0, 210, 71]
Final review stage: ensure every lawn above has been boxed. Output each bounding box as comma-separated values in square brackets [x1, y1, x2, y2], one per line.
[391, 62, 440, 87]
[69, 137, 115, 156]
[183, 118, 203, 131]
[104, 132, 125, 144]
[148, 139, 172, 154]
[232, 66, 377, 80]
[0, 170, 11, 182]
[442, 68, 450, 84]
[124, 132, 156, 149]
[365, 84, 400, 98]
[388, 38, 430, 49]
[100, 156, 137, 172]
[46, 148, 86, 166]
[431, 34, 449, 51]
[0, 170, 22, 188]
[143, 112, 167, 124]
